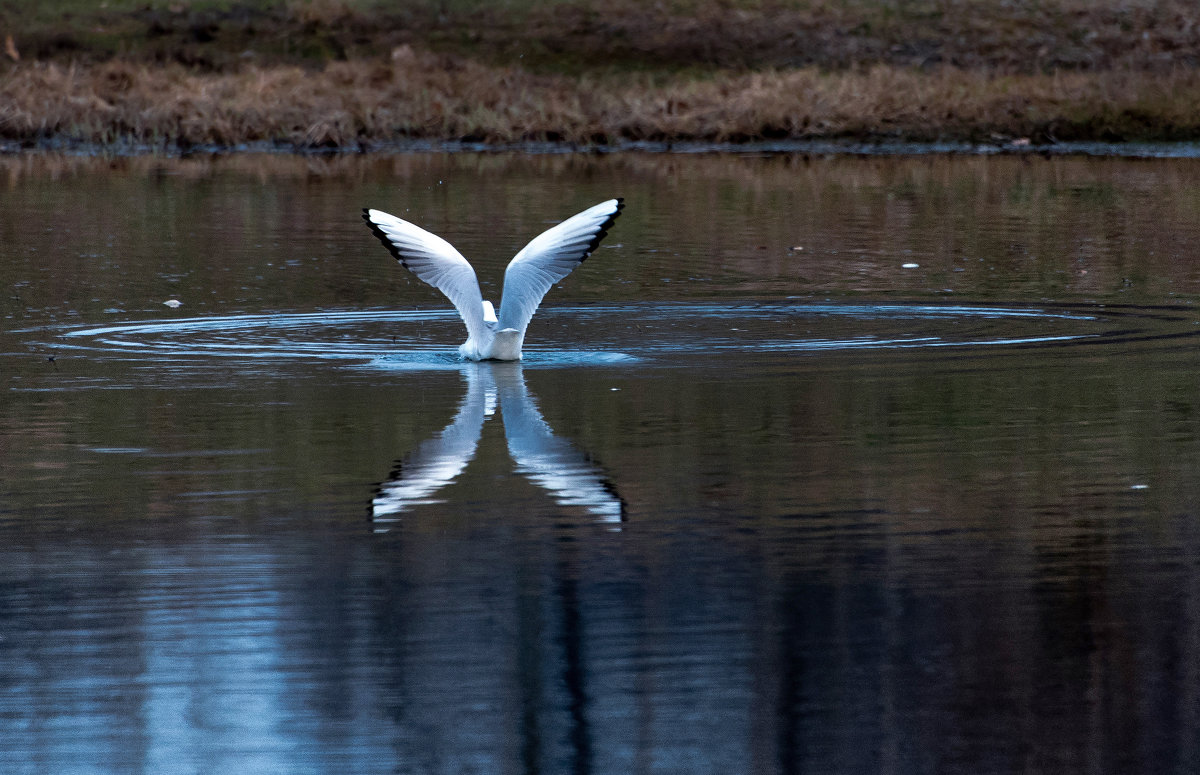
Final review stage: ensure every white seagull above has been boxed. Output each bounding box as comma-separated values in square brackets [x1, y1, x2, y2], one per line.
[363, 199, 625, 361]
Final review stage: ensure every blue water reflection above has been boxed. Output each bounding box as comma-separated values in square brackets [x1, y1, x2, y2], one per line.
[8, 527, 1200, 774]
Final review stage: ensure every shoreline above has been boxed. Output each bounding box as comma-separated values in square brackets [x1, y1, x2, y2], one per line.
[4, 57, 1200, 153]
[3, 2, 1200, 154]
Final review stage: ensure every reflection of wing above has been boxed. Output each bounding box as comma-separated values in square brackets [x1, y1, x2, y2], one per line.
[493, 363, 626, 526]
[371, 367, 496, 528]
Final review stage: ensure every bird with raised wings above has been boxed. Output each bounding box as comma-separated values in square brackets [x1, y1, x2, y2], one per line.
[363, 198, 624, 360]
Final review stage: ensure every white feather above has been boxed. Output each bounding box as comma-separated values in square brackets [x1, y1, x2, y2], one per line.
[363, 199, 624, 360]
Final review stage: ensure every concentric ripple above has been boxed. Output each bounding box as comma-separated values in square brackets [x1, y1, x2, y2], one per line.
[42, 301, 1200, 369]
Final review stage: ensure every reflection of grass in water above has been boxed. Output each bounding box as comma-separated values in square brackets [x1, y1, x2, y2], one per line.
[2, 0, 1200, 147]
[7, 151, 1200, 309]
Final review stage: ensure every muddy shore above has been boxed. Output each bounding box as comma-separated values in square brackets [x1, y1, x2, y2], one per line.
[2, 1, 1199, 152]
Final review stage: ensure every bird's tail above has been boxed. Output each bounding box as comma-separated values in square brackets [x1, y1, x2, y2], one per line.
[490, 329, 523, 361]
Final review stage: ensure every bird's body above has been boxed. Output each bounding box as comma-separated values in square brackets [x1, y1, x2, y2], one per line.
[363, 199, 624, 360]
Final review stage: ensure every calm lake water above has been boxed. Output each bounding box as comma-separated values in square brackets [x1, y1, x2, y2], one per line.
[4, 151, 1200, 774]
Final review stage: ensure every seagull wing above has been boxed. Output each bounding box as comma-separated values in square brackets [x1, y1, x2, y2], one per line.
[363, 208, 488, 342]
[497, 198, 624, 335]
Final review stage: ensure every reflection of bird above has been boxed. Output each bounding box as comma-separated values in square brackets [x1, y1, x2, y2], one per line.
[363, 199, 624, 361]
[372, 363, 625, 529]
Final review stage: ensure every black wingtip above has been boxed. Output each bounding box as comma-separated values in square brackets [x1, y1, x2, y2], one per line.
[581, 197, 625, 261]
[361, 207, 410, 269]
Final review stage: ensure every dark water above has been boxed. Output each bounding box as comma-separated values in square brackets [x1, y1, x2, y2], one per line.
[4, 152, 1200, 773]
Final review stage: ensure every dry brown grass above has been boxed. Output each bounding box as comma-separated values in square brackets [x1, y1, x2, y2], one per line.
[4, 0, 1200, 149]
[4, 50, 1200, 149]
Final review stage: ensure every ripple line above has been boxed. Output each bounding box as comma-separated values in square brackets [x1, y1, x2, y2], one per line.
[38, 302, 1197, 367]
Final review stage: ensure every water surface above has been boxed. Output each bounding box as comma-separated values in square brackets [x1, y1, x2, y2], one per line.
[4, 152, 1200, 774]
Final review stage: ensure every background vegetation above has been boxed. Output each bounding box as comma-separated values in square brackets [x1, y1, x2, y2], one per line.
[2, 0, 1199, 149]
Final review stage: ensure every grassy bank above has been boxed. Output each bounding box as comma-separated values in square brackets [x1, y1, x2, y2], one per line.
[2, 0, 1200, 150]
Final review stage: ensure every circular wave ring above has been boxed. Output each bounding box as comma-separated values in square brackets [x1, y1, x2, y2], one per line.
[42, 302, 1200, 367]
